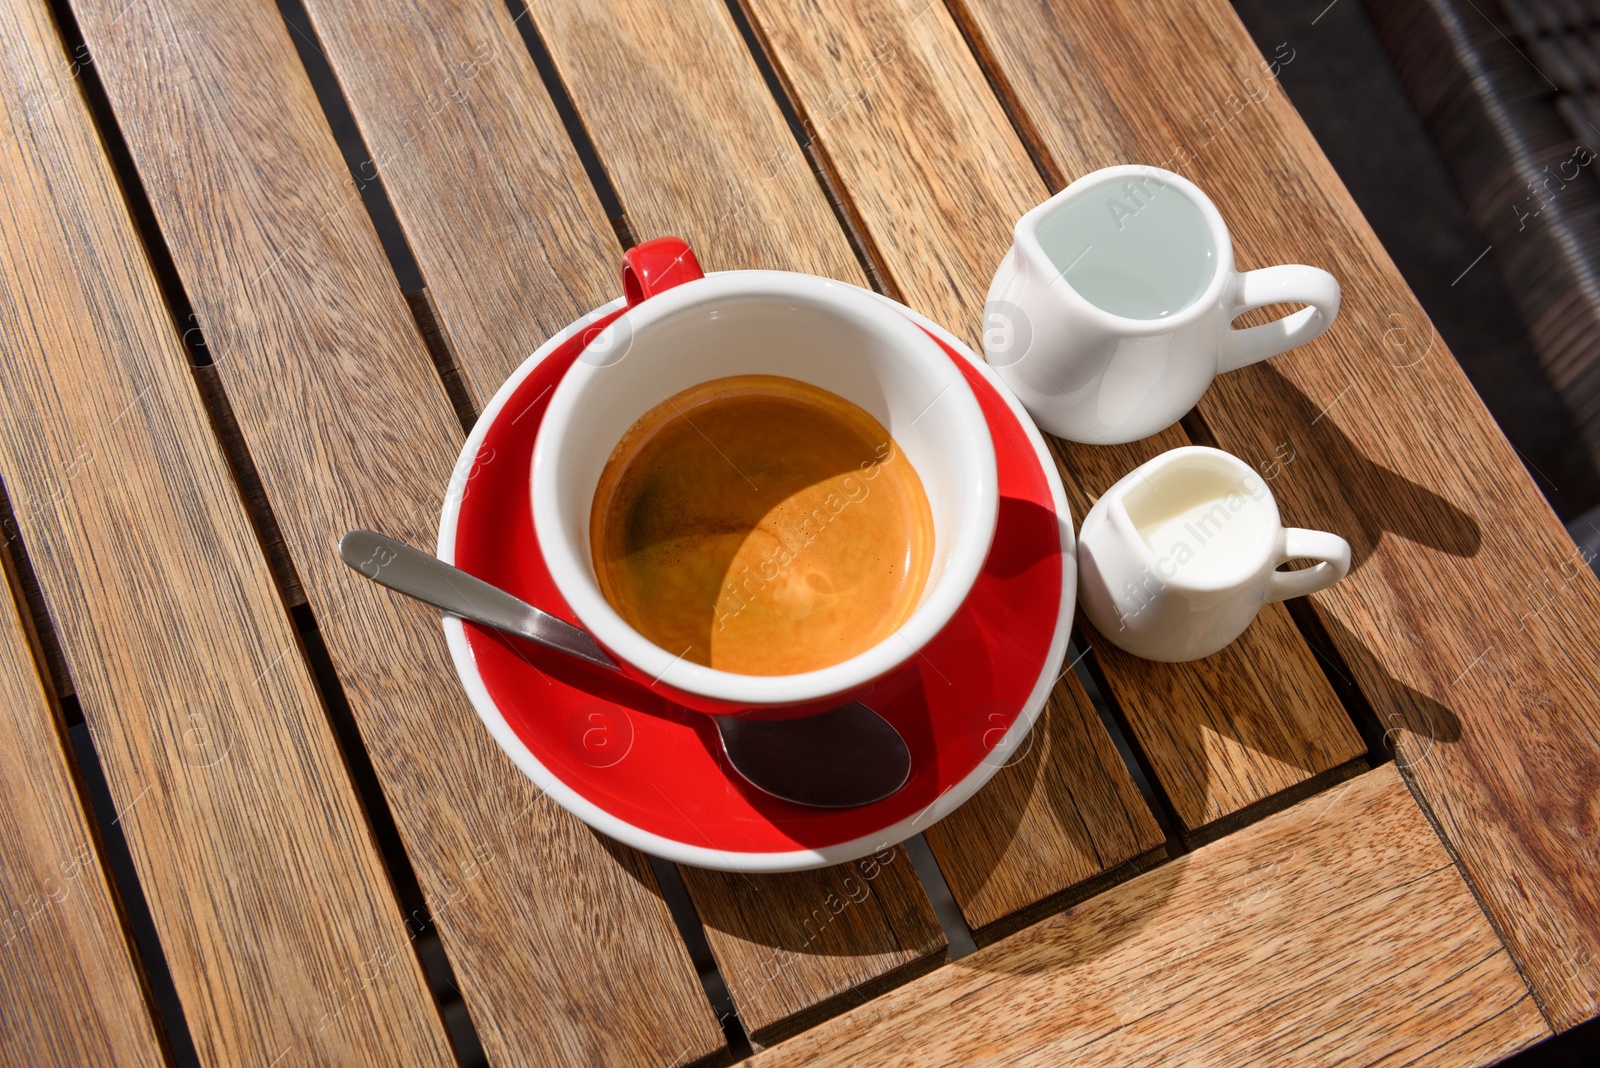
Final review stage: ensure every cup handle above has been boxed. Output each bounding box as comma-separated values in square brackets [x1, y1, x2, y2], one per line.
[1219, 265, 1340, 372]
[1266, 528, 1352, 603]
[623, 236, 704, 306]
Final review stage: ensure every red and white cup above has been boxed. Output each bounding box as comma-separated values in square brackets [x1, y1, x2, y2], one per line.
[531, 238, 999, 716]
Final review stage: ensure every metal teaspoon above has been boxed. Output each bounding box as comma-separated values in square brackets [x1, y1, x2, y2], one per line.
[338, 530, 911, 809]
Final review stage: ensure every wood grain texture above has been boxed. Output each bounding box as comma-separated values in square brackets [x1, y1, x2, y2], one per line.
[0, 0, 456, 1063]
[920, 674, 1162, 933]
[69, 0, 725, 1063]
[679, 847, 943, 1043]
[954, 0, 1600, 1028]
[0, 529, 166, 1065]
[293, 0, 953, 1035]
[297, 0, 618, 404]
[529, 0, 865, 283]
[743, 765, 1549, 1067]
[739, 0, 1357, 857]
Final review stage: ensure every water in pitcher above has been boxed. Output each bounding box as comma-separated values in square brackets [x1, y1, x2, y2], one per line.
[1034, 175, 1217, 320]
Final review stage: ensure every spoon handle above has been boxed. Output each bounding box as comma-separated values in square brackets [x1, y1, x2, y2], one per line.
[338, 530, 619, 672]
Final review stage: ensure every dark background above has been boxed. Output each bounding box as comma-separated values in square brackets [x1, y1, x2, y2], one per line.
[1231, 3, 1600, 1061]
[1231, 0, 1600, 536]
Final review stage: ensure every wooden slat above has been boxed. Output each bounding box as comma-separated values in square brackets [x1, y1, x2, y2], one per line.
[0, 0, 455, 1063]
[0, 530, 166, 1065]
[69, 0, 725, 1063]
[529, 0, 865, 283]
[744, 765, 1549, 1066]
[954, 0, 1600, 1029]
[289, 0, 950, 1036]
[526, 0, 1162, 940]
[737, 0, 1359, 857]
[920, 680, 1165, 932]
[678, 848, 943, 1044]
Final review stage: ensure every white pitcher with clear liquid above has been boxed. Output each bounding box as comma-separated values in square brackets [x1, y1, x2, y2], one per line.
[1077, 446, 1351, 662]
[984, 166, 1340, 445]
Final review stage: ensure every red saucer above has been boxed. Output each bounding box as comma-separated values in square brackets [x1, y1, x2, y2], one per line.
[440, 294, 1074, 870]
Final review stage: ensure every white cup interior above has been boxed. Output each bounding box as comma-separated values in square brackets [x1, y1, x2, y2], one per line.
[1034, 172, 1219, 321]
[534, 272, 997, 704]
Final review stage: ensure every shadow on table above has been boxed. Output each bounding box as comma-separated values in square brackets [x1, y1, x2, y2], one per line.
[927, 366, 1481, 975]
[590, 497, 1101, 1024]
[481, 636, 950, 975]
[1306, 610, 1464, 771]
[950, 619, 1468, 983]
[1233, 367, 1473, 768]
[1228, 365, 1482, 572]
[917, 660, 1167, 928]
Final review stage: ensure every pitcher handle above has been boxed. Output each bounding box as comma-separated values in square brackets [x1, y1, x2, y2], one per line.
[1266, 528, 1352, 603]
[623, 236, 704, 305]
[1219, 264, 1340, 372]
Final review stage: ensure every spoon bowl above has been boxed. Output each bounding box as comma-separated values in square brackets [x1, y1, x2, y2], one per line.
[716, 703, 911, 808]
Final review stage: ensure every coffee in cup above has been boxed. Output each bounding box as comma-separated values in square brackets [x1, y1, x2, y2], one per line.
[590, 374, 933, 675]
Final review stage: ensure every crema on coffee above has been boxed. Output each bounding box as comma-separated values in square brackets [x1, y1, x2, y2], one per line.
[590, 375, 933, 675]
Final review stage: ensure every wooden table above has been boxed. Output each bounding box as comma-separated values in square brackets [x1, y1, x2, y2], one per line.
[2, 0, 1597, 1063]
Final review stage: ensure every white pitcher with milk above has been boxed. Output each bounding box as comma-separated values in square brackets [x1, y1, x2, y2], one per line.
[1077, 446, 1351, 661]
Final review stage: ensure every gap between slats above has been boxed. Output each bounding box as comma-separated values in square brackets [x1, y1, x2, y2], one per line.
[715, 0, 899, 298]
[0, 477, 195, 1066]
[46, 0, 487, 1062]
